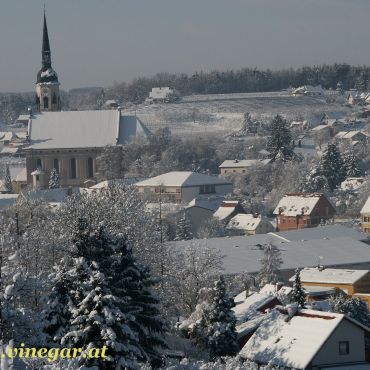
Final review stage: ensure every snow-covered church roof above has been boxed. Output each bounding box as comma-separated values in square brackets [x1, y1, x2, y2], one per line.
[25, 110, 150, 150]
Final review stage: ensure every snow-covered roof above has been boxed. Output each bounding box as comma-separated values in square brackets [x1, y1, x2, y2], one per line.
[273, 193, 326, 216]
[360, 196, 370, 214]
[21, 188, 79, 203]
[0, 194, 18, 209]
[219, 159, 270, 168]
[26, 111, 149, 149]
[303, 285, 336, 296]
[1, 147, 20, 155]
[240, 309, 363, 369]
[270, 224, 367, 242]
[293, 85, 324, 95]
[0, 132, 16, 142]
[186, 194, 225, 211]
[213, 201, 241, 221]
[233, 292, 279, 322]
[311, 124, 330, 131]
[290, 267, 369, 285]
[259, 284, 293, 297]
[135, 172, 231, 188]
[9, 166, 27, 182]
[227, 214, 262, 231]
[169, 236, 370, 275]
[340, 177, 365, 192]
[335, 131, 367, 140]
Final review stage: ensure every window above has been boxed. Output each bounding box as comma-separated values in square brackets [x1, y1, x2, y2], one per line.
[87, 157, 94, 178]
[199, 184, 215, 194]
[70, 158, 77, 179]
[43, 96, 49, 109]
[36, 158, 42, 169]
[52, 93, 57, 105]
[339, 341, 349, 355]
[364, 216, 369, 223]
[53, 158, 59, 172]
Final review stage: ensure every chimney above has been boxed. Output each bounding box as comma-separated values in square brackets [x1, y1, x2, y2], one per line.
[301, 207, 305, 215]
[275, 282, 284, 292]
[253, 212, 260, 218]
[234, 159, 239, 163]
[278, 207, 284, 215]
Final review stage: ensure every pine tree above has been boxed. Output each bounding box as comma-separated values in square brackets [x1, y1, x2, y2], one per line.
[292, 269, 306, 308]
[4, 166, 12, 193]
[330, 295, 370, 328]
[61, 222, 140, 370]
[193, 276, 238, 360]
[42, 259, 74, 344]
[111, 235, 167, 368]
[342, 150, 362, 178]
[320, 143, 346, 191]
[257, 243, 282, 287]
[175, 212, 193, 241]
[299, 163, 329, 192]
[266, 115, 295, 162]
[48, 168, 61, 189]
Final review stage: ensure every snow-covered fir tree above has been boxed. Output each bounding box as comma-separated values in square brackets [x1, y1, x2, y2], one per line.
[61, 222, 140, 369]
[111, 235, 167, 368]
[42, 259, 74, 344]
[257, 243, 282, 287]
[175, 212, 193, 241]
[330, 294, 370, 328]
[292, 268, 306, 308]
[266, 115, 295, 162]
[193, 276, 238, 360]
[299, 162, 329, 192]
[4, 165, 12, 193]
[342, 149, 362, 178]
[319, 143, 346, 191]
[48, 167, 61, 189]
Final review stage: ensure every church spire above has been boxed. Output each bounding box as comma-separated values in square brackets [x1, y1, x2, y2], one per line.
[42, 10, 52, 68]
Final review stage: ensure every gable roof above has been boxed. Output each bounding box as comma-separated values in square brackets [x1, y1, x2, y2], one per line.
[214, 200, 243, 221]
[227, 213, 263, 231]
[273, 192, 332, 216]
[291, 267, 370, 285]
[26, 110, 149, 150]
[361, 196, 370, 214]
[135, 172, 231, 188]
[219, 159, 270, 168]
[240, 309, 366, 369]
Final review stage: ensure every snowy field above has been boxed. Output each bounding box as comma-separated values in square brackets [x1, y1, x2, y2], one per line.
[122, 91, 352, 137]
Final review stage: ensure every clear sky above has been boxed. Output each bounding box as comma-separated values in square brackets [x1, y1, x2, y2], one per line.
[1, 0, 370, 92]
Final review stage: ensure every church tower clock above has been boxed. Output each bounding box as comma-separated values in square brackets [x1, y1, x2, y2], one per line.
[35, 11, 61, 112]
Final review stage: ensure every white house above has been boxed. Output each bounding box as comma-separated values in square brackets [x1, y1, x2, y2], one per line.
[148, 87, 177, 102]
[226, 213, 274, 236]
[292, 85, 324, 96]
[135, 171, 232, 203]
[240, 308, 370, 369]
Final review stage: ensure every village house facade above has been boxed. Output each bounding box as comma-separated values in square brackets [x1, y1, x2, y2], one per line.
[274, 193, 336, 231]
[360, 196, 370, 233]
[219, 159, 270, 176]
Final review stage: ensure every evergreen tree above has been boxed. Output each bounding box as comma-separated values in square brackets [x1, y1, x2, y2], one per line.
[330, 295, 370, 328]
[4, 166, 12, 193]
[193, 276, 238, 360]
[299, 163, 329, 192]
[292, 269, 306, 308]
[266, 115, 295, 162]
[320, 143, 346, 191]
[61, 222, 140, 370]
[42, 259, 74, 344]
[111, 235, 167, 368]
[342, 150, 362, 178]
[48, 168, 61, 189]
[175, 212, 193, 241]
[257, 243, 282, 287]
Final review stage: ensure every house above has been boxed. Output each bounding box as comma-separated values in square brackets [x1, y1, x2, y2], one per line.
[290, 120, 309, 131]
[147, 87, 177, 103]
[292, 85, 324, 96]
[361, 196, 370, 233]
[290, 267, 370, 307]
[135, 171, 232, 203]
[274, 193, 336, 231]
[24, 110, 150, 189]
[335, 131, 368, 145]
[240, 308, 370, 369]
[219, 159, 270, 176]
[340, 177, 366, 193]
[226, 213, 274, 236]
[213, 200, 246, 224]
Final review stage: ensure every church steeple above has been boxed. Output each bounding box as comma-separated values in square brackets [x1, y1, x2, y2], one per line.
[36, 10, 61, 112]
[42, 11, 51, 69]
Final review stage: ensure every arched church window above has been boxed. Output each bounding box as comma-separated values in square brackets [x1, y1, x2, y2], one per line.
[70, 158, 77, 179]
[43, 96, 49, 109]
[53, 158, 59, 172]
[36, 158, 42, 169]
[52, 93, 57, 105]
[87, 157, 94, 178]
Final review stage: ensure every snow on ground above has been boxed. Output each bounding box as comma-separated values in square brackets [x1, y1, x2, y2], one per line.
[122, 92, 352, 137]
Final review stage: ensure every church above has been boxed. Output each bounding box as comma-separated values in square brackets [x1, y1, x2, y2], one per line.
[24, 12, 149, 189]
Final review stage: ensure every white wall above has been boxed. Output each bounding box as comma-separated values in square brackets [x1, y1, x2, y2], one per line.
[312, 319, 365, 367]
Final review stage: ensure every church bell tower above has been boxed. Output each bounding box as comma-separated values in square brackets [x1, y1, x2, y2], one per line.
[35, 11, 61, 112]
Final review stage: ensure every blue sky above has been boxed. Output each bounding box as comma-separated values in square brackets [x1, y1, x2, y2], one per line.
[1, 0, 370, 92]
